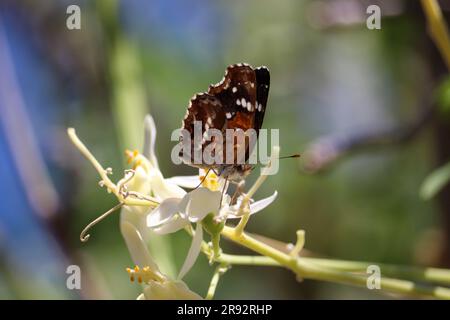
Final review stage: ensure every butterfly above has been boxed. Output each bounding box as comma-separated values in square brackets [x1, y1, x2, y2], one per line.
[179, 63, 270, 182]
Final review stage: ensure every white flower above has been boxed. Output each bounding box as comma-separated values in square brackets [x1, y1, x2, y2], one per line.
[148, 187, 278, 233]
[120, 115, 196, 262]
[147, 186, 223, 279]
[146, 171, 278, 279]
[220, 191, 278, 219]
[69, 115, 206, 299]
[147, 187, 223, 233]
[118, 115, 203, 298]
[127, 265, 202, 300]
[142, 142, 280, 280]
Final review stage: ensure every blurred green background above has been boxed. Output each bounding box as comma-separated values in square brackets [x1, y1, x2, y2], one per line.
[1, 0, 450, 299]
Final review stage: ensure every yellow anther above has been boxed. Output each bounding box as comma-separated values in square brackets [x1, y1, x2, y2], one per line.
[126, 265, 165, 285]
[201, 171, 221, 191]
[125, 150, 133, 163]
[126, 267, 136, 282]
[125, 149, 140, 164]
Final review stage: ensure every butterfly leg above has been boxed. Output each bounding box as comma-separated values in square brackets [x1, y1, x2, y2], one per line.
[219, 177, 229, 210]
[230, 180, 245, 205]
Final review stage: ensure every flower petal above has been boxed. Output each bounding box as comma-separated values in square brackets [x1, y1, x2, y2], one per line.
[147, 198, 181, 228]
[178, 188, 221, 222]
[250, 190, 278, 214]
[120, 221, 160, 271]
[165, 175, 200, 189]
[148, 169, 186, 200]
[227, 191, 278, 219]
[152, 215, 188, 234]
[142, 280, 202, 300]
[126, 166, 151, 199]
[177, 222, 203, 280]
[143, 115, 159, 169]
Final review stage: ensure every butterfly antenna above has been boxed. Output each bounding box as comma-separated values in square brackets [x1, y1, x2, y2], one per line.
[193, 168, 212, 190]
[249, 154, 300, 173]
[279, 153, 301, 160]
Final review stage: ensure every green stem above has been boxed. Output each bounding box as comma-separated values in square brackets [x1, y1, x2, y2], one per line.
[305, 258, 450, 286]
[219, 226, 450, 299]
[217, 254, 450, 286]
[205, 265, 227, 300]
[212, 233, 221, 259]
[296, 259, 450, 299]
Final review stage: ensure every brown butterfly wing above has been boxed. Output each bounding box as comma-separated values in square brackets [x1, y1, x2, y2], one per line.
[180, 64, 270, 177]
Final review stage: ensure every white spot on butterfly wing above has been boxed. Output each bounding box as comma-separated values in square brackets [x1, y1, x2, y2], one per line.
[241, 98, 246, 107]
[246, 101, 252, 111]
[236, 99, 241, 106]
[226, 112, 233, 119]
[232, 87, 237, 93]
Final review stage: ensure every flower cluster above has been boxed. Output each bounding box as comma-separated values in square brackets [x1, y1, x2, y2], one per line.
[68, 114, 279, 299]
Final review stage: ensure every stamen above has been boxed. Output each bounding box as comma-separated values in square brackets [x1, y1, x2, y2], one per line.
[68, 128, 118, 193]
[200, 169, 221, 191]
[125, 149, 139, 164]
[290, 230, 305, 257]
[126, 265, 165, 283]
[239, 146, 280, 212]
[68, 128, 159, 207]
[80, 202, 124, 242]
[235, 146, 280, 235]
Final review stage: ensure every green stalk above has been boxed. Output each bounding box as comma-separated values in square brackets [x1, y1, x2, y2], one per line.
[218, 226, 450, 299]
